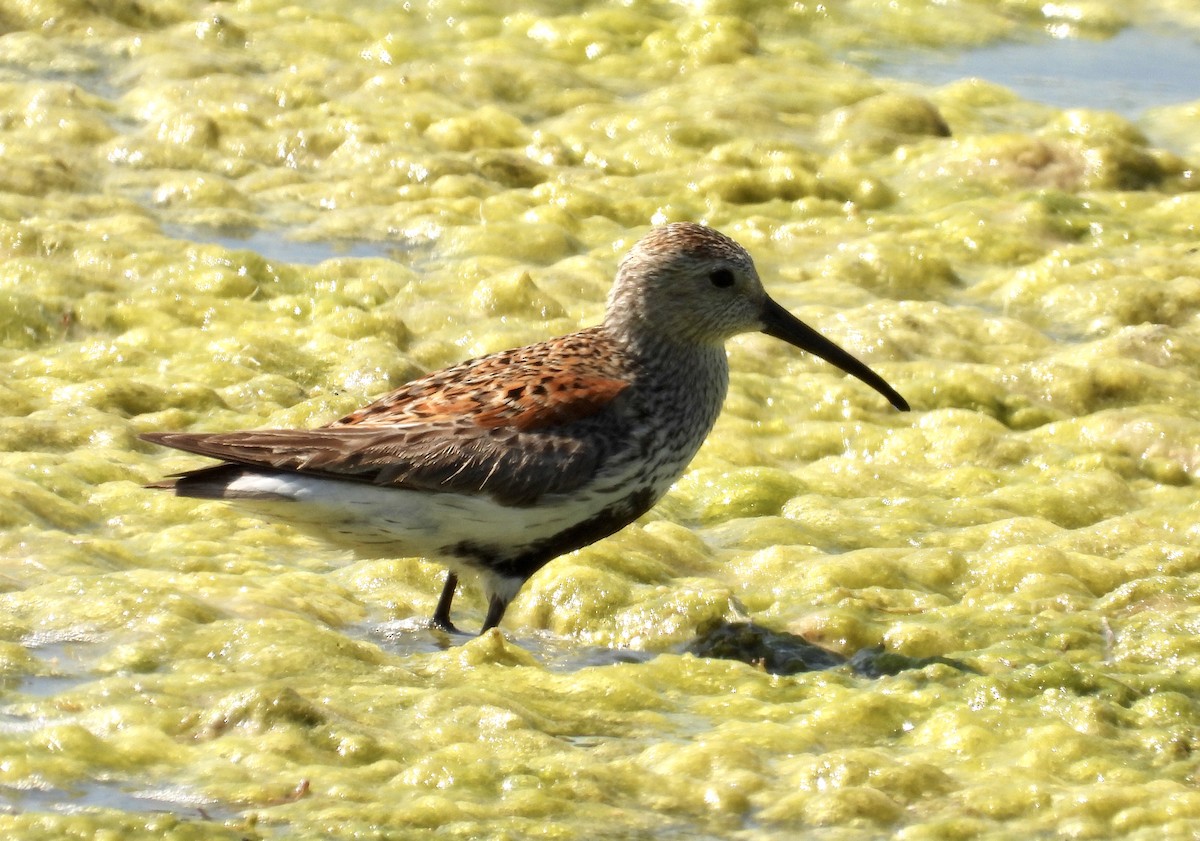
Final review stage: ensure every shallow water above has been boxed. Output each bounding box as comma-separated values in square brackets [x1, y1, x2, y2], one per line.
[867, 26, 1200, 119]
[2, 0, 1200, 838]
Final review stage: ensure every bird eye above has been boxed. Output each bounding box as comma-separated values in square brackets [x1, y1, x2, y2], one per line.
[709, 268, 735, 288]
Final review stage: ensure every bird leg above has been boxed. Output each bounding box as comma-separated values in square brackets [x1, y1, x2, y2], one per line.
[480, 593, 509, 633]
[432, 572, 459, 633]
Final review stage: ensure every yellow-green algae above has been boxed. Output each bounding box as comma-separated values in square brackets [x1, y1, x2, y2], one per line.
[2, 0, 1200, 838]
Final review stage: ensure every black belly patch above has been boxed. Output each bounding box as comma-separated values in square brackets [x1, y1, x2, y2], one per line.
[445, 486, 659, 581]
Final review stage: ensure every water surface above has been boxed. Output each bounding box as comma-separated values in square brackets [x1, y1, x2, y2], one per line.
[870, 27, 1200, 118]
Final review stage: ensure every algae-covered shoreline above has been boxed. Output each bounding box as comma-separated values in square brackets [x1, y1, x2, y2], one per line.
[2, 1, 1200, 838]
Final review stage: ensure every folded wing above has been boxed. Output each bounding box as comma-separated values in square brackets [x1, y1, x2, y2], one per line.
[142, 328, 635, 507]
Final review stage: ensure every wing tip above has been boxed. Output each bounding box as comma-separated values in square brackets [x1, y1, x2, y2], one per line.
[140, 430, 210, 455]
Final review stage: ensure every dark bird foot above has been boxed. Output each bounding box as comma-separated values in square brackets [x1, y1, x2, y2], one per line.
[429, 571, 513, 637]
[430, 617, 464, 635]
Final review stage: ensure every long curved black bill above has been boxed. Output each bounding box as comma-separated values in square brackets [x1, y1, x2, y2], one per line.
[760, 296, 909, 411]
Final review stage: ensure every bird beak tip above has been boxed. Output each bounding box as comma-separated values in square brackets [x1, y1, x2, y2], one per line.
[758, 297, 910, 413]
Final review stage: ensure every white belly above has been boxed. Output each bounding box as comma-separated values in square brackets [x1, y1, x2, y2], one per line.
[223, 463, 665, 561]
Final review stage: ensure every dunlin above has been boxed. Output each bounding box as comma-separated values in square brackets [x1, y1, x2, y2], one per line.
[142, 223, 908, 634]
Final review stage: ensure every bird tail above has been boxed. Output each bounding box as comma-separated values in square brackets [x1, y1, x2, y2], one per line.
[144, 463, 278, 500]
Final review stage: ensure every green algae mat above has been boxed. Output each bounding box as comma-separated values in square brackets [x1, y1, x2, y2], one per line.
[2, 1, 1200, 838]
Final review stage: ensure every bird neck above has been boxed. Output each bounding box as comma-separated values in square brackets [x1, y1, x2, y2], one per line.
[622, 329, 730, 421]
